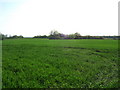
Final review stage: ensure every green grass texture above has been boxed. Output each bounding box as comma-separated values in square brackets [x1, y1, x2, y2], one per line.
[2, 39, 119, 88]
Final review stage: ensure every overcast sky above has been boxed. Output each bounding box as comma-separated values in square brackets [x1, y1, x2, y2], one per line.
[0, 0, 119, 37]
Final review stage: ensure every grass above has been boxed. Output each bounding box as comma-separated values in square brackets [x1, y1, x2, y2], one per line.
[2, 39, 119, 88]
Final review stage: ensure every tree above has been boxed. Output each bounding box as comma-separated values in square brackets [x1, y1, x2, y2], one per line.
[33, 35, 48, 38]
[49, 30, 61, 39]
[0, 33, 7, 40]
[8, 35, 24, 39]
[74, 32, 81, 39]
[67, 34, 75, 39]
[50, 30, 59, 36]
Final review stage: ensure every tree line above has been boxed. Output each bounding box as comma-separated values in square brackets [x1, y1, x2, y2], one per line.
[0, 34, 23, 40]
[0, 30, 119, 40]
[33, 30, 119, 40]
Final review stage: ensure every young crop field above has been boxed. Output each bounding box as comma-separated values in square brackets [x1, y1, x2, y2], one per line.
[2, 39, 119, 88]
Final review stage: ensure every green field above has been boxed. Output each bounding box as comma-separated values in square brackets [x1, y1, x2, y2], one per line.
[2, 39, 119, 88]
